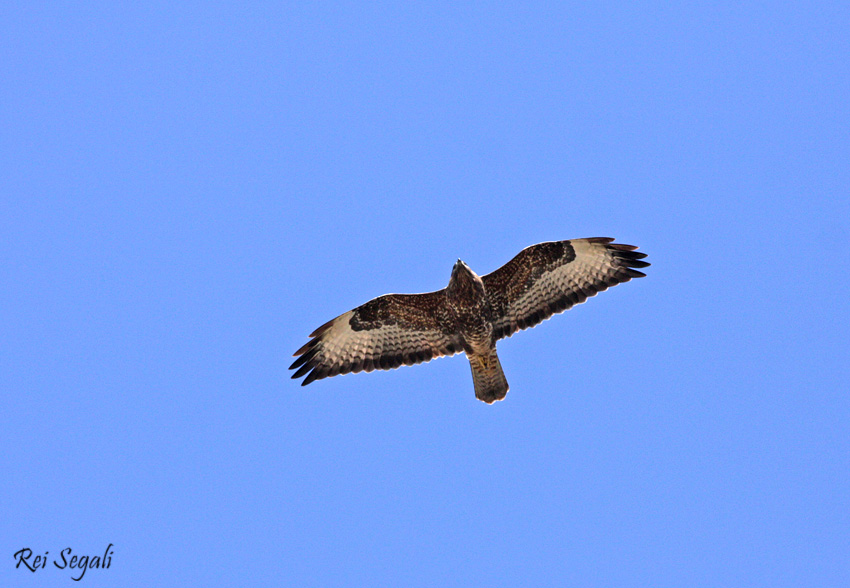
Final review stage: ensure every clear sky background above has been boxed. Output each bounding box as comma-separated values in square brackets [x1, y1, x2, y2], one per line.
[2, 2, 849, 587]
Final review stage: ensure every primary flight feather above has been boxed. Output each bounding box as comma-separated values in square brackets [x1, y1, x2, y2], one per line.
[290, 237, 649, 403]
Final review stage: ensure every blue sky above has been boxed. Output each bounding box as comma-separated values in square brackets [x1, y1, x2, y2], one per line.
[2, 2, 848, 587]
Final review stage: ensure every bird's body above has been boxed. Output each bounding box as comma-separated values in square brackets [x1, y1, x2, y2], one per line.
[291, 237, 649, 403]
[446, 260, 492, 355]
[445, 260, 508, 401]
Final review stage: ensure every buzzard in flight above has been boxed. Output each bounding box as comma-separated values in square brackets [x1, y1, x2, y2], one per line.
[291, 238, 649, 403]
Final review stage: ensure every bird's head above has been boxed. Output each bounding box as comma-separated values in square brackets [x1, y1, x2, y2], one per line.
[448, 259, 485, 299]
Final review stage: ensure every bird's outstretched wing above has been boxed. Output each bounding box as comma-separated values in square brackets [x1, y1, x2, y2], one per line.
[290, 291, 464, 386]
[482, 237, 649, 340]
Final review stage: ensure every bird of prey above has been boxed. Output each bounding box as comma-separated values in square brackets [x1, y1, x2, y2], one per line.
[290, 238, 649, 403]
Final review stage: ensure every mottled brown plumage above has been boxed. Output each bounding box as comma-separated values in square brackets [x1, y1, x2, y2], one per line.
[290, 238, 649, 403]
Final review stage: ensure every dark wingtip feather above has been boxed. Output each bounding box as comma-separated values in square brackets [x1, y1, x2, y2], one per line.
[309, 318, 336, 339]
[614, 250, 647, 260]
[302, 370, 321, 386]
[292, 316, 336, 381]
[608, 241, 649, 272]
[289, 349, 313, 370]
[607, 242, 639, 251]
[293, 338, 316, 357]
[291, 361, 315, 379]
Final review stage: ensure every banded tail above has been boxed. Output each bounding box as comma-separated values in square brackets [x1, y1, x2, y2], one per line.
[469, 350, 509, 404]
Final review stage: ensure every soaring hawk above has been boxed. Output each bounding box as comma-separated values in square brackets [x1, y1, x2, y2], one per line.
[290, 238, 649, 403]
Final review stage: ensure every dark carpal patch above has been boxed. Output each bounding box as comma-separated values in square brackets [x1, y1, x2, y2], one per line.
[349, 297, 392, 331]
